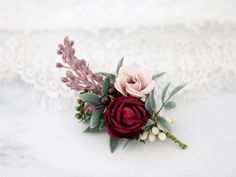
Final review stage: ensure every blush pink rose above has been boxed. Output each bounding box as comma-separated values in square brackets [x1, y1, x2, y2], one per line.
[114, 67, 155, 97]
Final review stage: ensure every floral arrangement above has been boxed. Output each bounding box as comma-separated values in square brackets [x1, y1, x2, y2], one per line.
[56, 37, 188, 153]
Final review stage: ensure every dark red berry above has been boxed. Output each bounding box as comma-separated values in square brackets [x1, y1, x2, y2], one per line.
[100, 95, 111, 105]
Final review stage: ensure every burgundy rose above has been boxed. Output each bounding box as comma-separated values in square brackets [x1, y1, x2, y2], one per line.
[105, 96, 152, 139]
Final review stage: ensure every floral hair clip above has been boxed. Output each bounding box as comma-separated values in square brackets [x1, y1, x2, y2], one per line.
[56, 37, 188, 153]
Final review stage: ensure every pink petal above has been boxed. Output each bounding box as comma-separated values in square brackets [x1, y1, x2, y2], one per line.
[126, 84, 144, 97]
[137, 68, 154, 88]
[125, 74, 142, 91]
[141, 80, 155, 94]
[114, 78, 127, 96]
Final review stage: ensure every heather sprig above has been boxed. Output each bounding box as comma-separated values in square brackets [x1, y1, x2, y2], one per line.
[56, 37, 103, 94]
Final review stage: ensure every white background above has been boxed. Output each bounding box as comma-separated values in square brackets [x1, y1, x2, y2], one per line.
[1, 0, 236, 177]
[1, 86, 236, 177]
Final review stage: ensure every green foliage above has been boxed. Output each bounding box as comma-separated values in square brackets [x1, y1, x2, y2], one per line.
[102, 77, 110, 95]
[97, 72, 116, 79]
[123, 139, 134, 149]
[110, 138, 120, 153]
[156, 117, 171, 133]
[164, 101, 176, 110]
[168, 83, 187, 100]
[84, 126, 100, 133]
[165, 132, 188, 149]
[75, 102, 91, 122]
[136, 138, 145, 144]
[152, 72, 166, 80]
[80, 93, 100, 104]
[99, 119, 106, 131]
[142, 119, 155, 130]
[116, 57, 124, 74]
[84, 118, 106, 133]
[155, 82, 187, 116]
[145, 90, 156, 112]
[161, 82, 171, 103]
[75, 113, 91, 122]
[89, 108, 104, 129]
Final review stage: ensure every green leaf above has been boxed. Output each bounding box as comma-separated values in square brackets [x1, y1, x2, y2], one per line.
[142, 119, 155, 130]
[84, 119, 106, 133]
[145, 95, 151, 112]
[123, 139, 133, 149]
[99, 119, 106, 131]
[102, 77, 110, 95]
[145, 90, 156, 112]
[83, 126, 100, 133]
[90, 108, 104, 129]
[164, 101, 176, 110]
[80, 93, 100, 104]
[149, 90, 156, 111]
[116, 57, 124, 74]
[168, 83, 187, 100]
[152, 72, 166, 80]
[156, 117, 171, 133]
[97, 72, 116, 79]
[84, 114, 92, 121]
[136, 139, 145, 144]
[110, 138, 120, 153]
[161, 82, 171, 103]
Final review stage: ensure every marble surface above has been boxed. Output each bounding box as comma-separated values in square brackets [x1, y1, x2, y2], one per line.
[1, 85, 236, 177]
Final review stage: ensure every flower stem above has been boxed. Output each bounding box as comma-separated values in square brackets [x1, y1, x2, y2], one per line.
[165, 132, 188, 149]
[154, 97, 171, 119]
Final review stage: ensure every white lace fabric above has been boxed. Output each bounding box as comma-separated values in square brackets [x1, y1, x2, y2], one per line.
[1, 22, 236, 109]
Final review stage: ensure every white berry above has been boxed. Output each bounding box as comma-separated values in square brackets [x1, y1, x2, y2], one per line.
[158, 132, 167, 141]
[151, 127, 160, 135]
[140, 131, 149, 140]
[148, 133, 156, 143]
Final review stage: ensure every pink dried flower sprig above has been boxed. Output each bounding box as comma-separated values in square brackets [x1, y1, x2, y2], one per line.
[56, 37, 103, 94]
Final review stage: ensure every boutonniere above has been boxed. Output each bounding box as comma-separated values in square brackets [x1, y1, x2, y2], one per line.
[56, 37, 188, 153]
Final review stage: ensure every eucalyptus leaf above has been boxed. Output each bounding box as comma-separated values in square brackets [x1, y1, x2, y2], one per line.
[168, 83, 187, 99]
[97, 72, 116, 79]
[156, 117, 171, 133]
[161, 82, 171, 103]
[164, 101, 176, 110]
[83, 126, 100, 133]
[80, 93, 100, 104]
[142, 119, 155, 130]
[116, 57, 124, 74]
[102, 77, 110, 95]
[123, 139, 133, 149]
[90, 108, 104, 129]
[99, 119, 106, 131]
[145, 94, 152, 112]
[85, 114, 92, 121]
[152, 72, 166, 80]
[150, 90, 156, 111]
[110, 138, 120, 153]
[145, 90, 156, 112]
[136, 138, 141, 144]
[136, 139, 145, 144]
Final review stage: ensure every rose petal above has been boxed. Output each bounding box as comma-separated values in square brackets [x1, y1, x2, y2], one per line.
[126, 85, 145, 97]
[140, 80, 155, 94]
[125, 74, 142, 91]
[137, 68, 154, 88]
[114, 78, 127, 96]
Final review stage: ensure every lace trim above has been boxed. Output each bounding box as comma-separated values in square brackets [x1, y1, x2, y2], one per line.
[1, 22, 236, 109]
